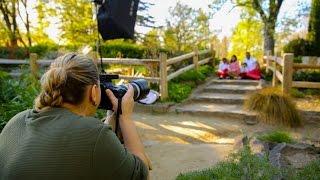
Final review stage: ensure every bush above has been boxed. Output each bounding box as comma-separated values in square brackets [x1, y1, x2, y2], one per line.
[257, 130, 294, 143]
[244, 87, 302, 127]
[177, 145, 320, 180]
[290, 88, 306, 98]
[293, 70, 320, 82]
[283, 38, 314, 56]
[168, 82, 194, 103]
[0, 47, 29, 59]
[0, 70, 40, 132]
[167, 65, 214, 102]
[177, 146, 279, 180]
[29, 43, 59, 57]
[99, 42, 147, 58]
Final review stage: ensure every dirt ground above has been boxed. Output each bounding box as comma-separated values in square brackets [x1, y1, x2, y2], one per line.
[132, 112, 320, 180]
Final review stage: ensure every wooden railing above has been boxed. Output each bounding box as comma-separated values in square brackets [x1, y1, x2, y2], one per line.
[0, 48, 215, 100]
[264, 53, 320, 94]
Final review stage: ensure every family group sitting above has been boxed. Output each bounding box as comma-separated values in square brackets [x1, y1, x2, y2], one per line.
[217, 52, 261, 80]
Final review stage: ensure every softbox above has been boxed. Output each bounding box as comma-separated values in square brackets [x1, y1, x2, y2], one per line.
[97, 0, 140, 40]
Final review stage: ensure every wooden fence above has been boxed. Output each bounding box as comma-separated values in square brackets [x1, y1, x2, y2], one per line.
[265, 53, 320, 94]
[0, 48, 215, 100]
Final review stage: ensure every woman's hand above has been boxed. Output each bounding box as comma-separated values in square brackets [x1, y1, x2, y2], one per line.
[105, 85, 134, 119]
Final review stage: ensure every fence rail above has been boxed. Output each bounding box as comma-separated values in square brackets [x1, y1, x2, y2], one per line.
[0, 47, 215, 100]
[264, 52, 320, 93]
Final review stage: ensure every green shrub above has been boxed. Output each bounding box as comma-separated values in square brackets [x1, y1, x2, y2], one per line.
[177, 146, 279, 180]
[290, 88, 306, 98]
[283, 38, 314, 56]
[0, 70, 40, 132]
[177, 146, 320, 180]
[0, 47, 29, 59]
[168, 82, 194, 103]
[99, 42, 146, 58]
[293, 70, 320, 82]
[257, 130, 294, 143]
[244, 87, 302, 127]
[29, 43, 58, 57]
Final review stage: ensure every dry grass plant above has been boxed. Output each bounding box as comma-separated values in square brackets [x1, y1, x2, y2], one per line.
[244, 87, 302, 127]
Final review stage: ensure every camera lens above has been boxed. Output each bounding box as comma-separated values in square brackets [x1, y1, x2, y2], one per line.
[130, 79, 150, 101]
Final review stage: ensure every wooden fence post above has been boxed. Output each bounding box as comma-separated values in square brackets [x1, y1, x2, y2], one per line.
[266, 50, 271, 73]
[272, 59, 277, 87]
[193, 47, 199, 71]
[282, 53, 294, 94]
[29, 53, 39, 79]
[159, 52, 168, 100]
[210, 45, 216, 68]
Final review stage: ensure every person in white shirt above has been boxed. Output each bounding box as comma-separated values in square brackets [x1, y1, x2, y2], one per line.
[244, 52, 257, 71]
[240, 52, 261, 80]
[217, 58, 229, 79]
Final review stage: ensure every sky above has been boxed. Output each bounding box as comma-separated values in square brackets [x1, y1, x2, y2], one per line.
[24, 0, 309, 42]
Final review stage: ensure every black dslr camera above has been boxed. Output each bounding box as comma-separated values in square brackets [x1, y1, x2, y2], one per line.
[99, 74, 150, 110]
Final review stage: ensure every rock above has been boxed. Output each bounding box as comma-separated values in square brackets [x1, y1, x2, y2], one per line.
[269, 143, 320, 169]
[233, 136, 269, 157]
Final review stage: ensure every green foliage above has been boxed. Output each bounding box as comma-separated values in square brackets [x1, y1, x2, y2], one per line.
[177, 146, 320, 180]
[99, 41, 147, 58]
[168, 82, 194, 103]
[0, 70, 40, 132]
[293, 70, 320, 82]
[257, 130, 294, 143]
[290, 160, 320, 179]
[283, 38, 314, 56]
[0, 47, 29, 59]
[290, 88, 306, 98]
[244, 87, 302, 127]
[29, 43, 59, 57]
[167, 65, 213, 102]
[308, 0, 320, 56]
[177, 146, 279, 180]
[228, 18, 263, 61]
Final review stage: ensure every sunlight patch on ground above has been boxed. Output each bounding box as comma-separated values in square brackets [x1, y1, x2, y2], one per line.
[178, 121, 216, 130]
[135, 121, 158, 130]
[159, 124, 219, 143]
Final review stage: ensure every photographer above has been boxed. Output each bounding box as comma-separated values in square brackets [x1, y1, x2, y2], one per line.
[0, 53, 151, 179]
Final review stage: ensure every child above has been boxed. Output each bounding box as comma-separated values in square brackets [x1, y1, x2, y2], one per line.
[228, 55, 240, 79]
[217, 58, 229, 79]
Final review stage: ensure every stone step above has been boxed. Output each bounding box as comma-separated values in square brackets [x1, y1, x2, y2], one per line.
[175, 103, 257, 123]
[203, 84, 260, 94]
[191, 92, 246, 104]
[209, 79, 260, 86]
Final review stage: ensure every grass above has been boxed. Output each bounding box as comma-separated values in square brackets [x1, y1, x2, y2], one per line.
[244, 87, 302, 127]
[177, 146, 280, 180]
[257, 130, 294, 143]
[177, 144, 320, 180]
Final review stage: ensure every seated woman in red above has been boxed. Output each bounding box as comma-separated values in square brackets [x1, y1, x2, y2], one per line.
[228, 55, 240, 79]
[217, 58, 229, 79]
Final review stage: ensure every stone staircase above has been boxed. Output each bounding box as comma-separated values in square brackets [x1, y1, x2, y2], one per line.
[174, 79, 262, 124]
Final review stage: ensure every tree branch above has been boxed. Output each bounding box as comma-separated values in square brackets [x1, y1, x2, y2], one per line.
[252, 0, 267, 22]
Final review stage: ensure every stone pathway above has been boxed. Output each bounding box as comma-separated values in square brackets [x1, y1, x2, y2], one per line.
[174, 78, 262, 123]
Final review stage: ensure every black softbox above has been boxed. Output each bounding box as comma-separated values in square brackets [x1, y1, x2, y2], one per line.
[97, 0, 140, 40]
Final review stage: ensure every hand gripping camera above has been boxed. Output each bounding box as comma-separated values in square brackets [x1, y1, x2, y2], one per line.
[99, 74, 150, 110]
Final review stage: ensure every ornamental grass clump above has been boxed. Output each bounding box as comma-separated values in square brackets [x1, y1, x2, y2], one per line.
[244, 87, 302, 127]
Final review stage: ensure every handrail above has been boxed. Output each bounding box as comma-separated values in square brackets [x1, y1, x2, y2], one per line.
[167, 52, 194, 65]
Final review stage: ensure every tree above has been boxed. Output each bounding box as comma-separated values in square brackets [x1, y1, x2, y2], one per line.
[142, 29, 161, 49]
[17, 0, 32, 47]
[0, 0, 24, 47]
[195, 9, 211, 50]
[166, 2, 196, 52]
[308, 0, 320, 54]
[136, 1, 155, 28]
[228, 19, 263, 61]
[210, 0, 285, 55]
[163, 27, 179, 52]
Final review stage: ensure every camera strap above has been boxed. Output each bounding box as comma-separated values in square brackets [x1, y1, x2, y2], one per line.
[115, 97, 124, 143]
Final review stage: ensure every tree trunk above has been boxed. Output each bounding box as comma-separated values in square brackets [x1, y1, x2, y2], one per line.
[263, 22, 275, 55]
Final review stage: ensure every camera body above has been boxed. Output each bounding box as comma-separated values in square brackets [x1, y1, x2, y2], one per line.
[99, 74, 150, 110]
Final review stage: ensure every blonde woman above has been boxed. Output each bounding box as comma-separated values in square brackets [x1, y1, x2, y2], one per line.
[0, 53, 151, 179]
